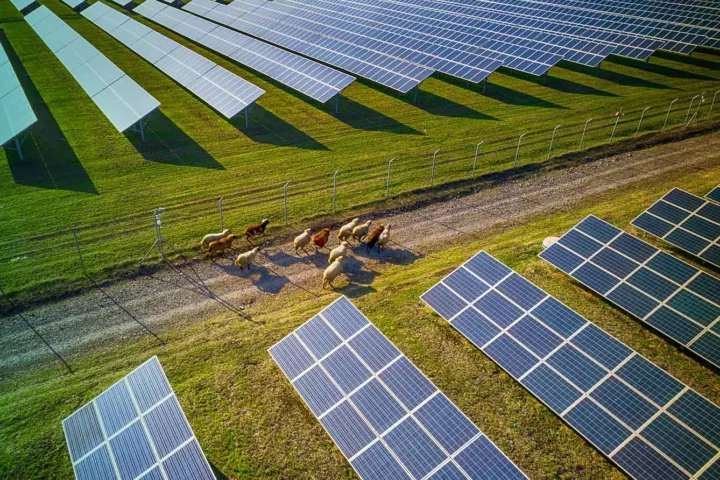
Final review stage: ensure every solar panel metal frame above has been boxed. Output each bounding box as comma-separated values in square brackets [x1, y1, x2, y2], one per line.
[631, 188, 720, 269]
[421, 250, 720, 480]
[62, 356, 216, 480]
[708, 185, 720, 204]
[539, 215, 720, 369]
[269, 296, 529, 480]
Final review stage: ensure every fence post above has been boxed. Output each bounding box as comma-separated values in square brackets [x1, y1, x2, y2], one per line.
[386, 158, 394, 199]
[217, 197, 224, 230]
[333, 170, 339, 214]
[685, 95, 700, 125]
[73, 228, 87, 276]
[283, 182, 289, 226]
[513, 133, 526, 167]
[708, 90, 720, 119]
[662, 98, 678, 131]
[548, 125, 561, 160]
[579, 118, 593, 150]
[430, 148, 440, 187]
[609, 111, 622, 143]
[635, 107, 651, 137]
[472, 141, 483, 177]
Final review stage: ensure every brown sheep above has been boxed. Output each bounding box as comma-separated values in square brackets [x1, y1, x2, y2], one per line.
[245, 219, 269, 244]
[207, 234, 238, 257]
[312, 228, 331, 251]
[364, 225, 385, 254]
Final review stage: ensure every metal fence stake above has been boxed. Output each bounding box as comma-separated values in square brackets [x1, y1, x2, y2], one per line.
[218, 197, 224, 230]
[430, 149, 440, 187]
[685, 94, 700, 125]
[472, 142, 483, 177]
[579, 118, 593, 150]
[708, 90, 720, 119]
[73, 229, 87, 276]
[635, 107, 651, 137]
[609, 111, 622, 143]
[283, 182, 289, 226]
[513, 133, 526, 167]
[386, 158, 394, 199]
[548, 125, 561, 160]
[332, 170, 339, 213]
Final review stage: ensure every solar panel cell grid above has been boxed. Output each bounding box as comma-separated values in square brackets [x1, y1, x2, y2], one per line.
[708, 186, 720, 204]
[421, 250, 720, 480]
[269, 296, 528, 480]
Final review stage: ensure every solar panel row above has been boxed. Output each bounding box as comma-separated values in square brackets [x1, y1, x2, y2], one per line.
[25, 6, 159, 134]
[421, 250, 720, 480]
[632, 188, 720, 269]
[708, 185, 720, 204]
[83, 2, 264, 119]
[62, 357, 215, 480]
[134, 0, 355, 104]
[269, 296, 528, 480]
[0, 43, 37, 149]
[539, 215, 720, 369]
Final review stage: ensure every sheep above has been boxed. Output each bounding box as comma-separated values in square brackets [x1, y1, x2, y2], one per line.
[206, 234, 238, 258]
[323, 256, 345, 289]
[350, 220, 373, 243]
[312, 228, 331, 251]
[245, 219, 269, 243]
[365, 225, 385, 254]
[376, 224, 391, 252]
[200, 229, 231, 250]
[337, 218, 359, 241]
[294, 229, 312, 255]
[235, 247, 261, 270]
[328, 241, 349, 264]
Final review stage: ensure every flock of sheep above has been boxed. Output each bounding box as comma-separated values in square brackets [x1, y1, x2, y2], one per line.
[199, 218, 391, 289]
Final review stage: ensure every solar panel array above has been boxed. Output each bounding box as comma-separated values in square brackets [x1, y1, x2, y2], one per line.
[134, 0, 354, 104]
[25, 6, 159, 133]
[632, 188, 720, 269]
[269, 296, 528, 480]
[62, 356, 216, 480]
[421, 250, 720, 480]
[539, 215, 720, 369]
[709, 185, 720, 204]
[0, 42, 37, 147]
[83, 2, 264, 119]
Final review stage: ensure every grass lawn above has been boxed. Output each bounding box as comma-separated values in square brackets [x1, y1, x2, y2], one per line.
[1, 0, 720, 304]
[0, 146, 718, 479]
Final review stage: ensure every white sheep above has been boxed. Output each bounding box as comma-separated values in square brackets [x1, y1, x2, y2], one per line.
[337, 218, 359, 241]
[323, 256, 345, 289]
[293, 229, 312, 255]
[200, 229, 231, 249]
[350, 220, 373, 243]
[377, 224, 391, 252]
[235, 247, 260, 270]
[328, 241, 349, 264]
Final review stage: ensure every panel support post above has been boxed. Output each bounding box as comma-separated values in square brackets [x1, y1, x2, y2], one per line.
[413, 86, 418, 104]
[335, 94, 340, 115]
[139, 120, 145, 142]
[14, 136, 23, 161]
[482, 78, 487, 95]
[245, 108, 250, 129]
[662, 98, 678, 131]
[542, 73, 547, 86]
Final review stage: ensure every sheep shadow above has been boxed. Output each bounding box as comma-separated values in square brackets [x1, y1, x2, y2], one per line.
[264, 248, 326, 269]
[349, 241, 423, 266]
[215, 260, 290, 295]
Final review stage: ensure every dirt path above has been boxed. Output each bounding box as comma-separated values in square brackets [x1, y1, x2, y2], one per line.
[1, 131, 718, 381]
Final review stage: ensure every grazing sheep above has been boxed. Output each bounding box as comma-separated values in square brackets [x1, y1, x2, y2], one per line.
[294, 229, 312, 255]
[245, 219, 269, 243]
[200, 229, 231, 250]
[365, 225, 385, 254]
[323, 256, 345, 289]
[328, 241, 349, 264]
[376, 224, 391, 252]
[207, 234, 238, 257]
[350, 220, 373, 243]
[235, 247, 261, 270]
[337, 218, 359, 241]
[312, 228, 331, 251]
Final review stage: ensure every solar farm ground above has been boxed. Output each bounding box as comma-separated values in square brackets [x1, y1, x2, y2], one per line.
[1, 127, 719, 479]
[2, 0, 720, 305]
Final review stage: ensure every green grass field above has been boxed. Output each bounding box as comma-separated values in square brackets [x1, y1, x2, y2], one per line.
[1, 153, 718, 479]
[1, 0, 720, 305]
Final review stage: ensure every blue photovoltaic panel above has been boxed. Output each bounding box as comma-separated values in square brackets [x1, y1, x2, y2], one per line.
[539, 215, 720, 368]
[62, 357, 215, 480]
[269, 296, 527, 480]
[421, 251, 720, 480]
[25, 6, 159, 133]
[61, 0, 86, 10]
[0, 43, 37, 146]
[708, 186, 720, 204]
[632, 187, 720, 268]
[11, 0, 36, 11]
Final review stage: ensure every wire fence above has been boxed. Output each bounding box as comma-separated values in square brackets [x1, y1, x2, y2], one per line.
[0, 89, 718, 305]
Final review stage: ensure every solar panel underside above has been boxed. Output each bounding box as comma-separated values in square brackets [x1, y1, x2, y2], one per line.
[421, 251, 720, 480]
[269, 296, 528, 480]
[62, 357, 216, 480]
[133, 0, 353, 103]
[709, 186, 720, 204]
[539, 215, 720, 369]
[25, 6, 159, 133]
[632, 188, 720, 269]
[183, 0, 433, 92]
[0, 44, 37, 146]
[83, 2, 264, 118]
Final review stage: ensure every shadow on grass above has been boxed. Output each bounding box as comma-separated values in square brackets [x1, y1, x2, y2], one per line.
[485, 80, 568, 109]
[336, 96, 421, 135]
[131, 111, 223, 169]
[547, 74, 619, 97]
[653, 50, 720, 71]
[239, 105, 329, 150]
[607, 55, 715, 81]
[416, 88, 497, 119]
[0, 32, 97, 194]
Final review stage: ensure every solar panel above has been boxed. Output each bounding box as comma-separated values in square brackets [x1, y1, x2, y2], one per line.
[0, 43, 37, 148]
[539, 215, 720, 369]
[421, 250, 720, 480]
[61, 0, 86, 10]
[707, 185, 720, 204]
[631, 188, 720, 269]
[134, 0, 354, 104]
[25, 6, 159, 133]
[82, 2, 264, 119]
[62, 357, 216, 480]
[108, 0, 134, 8]
[10, 0, 36, 12]
[269, 296, 528, 480]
